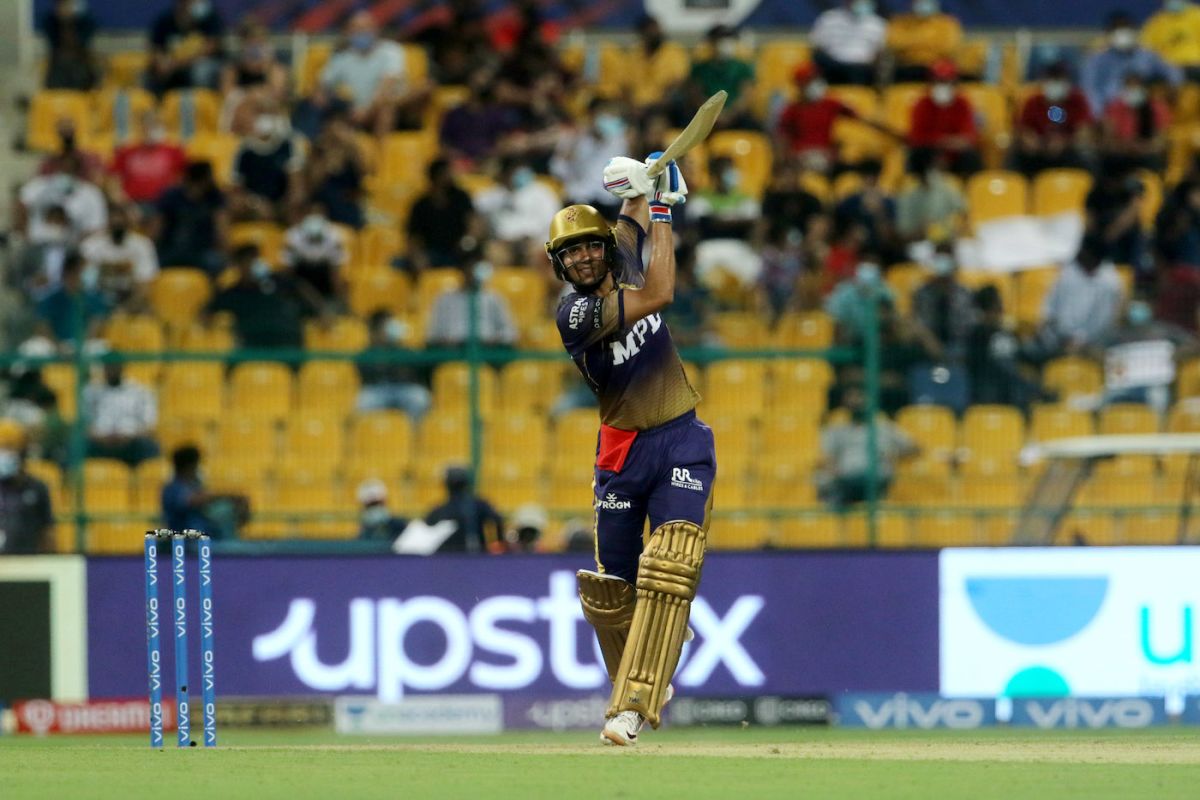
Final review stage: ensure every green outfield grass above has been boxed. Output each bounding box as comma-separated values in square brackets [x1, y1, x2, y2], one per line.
[3, 726, 1200, 799]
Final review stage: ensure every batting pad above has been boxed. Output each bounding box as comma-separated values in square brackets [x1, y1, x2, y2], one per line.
[608, 520, 706, 728]
[577, 570, 637, 683]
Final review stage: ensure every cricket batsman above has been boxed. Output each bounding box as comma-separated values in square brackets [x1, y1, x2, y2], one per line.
[547, 152, 715, 746]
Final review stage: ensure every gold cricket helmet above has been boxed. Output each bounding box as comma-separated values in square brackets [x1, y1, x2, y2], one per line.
[545, 204, 618, 284]
[0, 418, 26, 450]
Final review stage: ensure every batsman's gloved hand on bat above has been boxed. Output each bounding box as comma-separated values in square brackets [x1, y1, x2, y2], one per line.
[602, 156, 653, 200]
[644, 151, 688, 223]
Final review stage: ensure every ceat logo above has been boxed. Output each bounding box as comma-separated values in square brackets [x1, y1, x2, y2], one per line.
[251, 571, 765, 701]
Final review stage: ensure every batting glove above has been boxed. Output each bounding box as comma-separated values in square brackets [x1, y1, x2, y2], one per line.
[645, 151, 688, 223]
[603, 156, 653, 200]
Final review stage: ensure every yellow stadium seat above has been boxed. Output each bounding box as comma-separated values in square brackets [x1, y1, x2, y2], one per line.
[500, 360, 563, 415]
[683, 361, 704, 396]
[295, 41, 332, 96]
[488, 267, 546, 337]
[1058, 511, 1118, 546]
[830, 87, 887, 161]
[1121, 511, 1181, 546]
[1081, 456, 1157, 510]
[104, 314, 165, 353]
[175, 322, 235, 353]
[957, 472, 1020, 543]
[767, 359, 833, 416]
[1099, 403, 1159, 435]
[1168, 401, 1200, 432]
[1136, 170, 1163, 230]
[1031, 169, 1093, 217]
[346, 411, 413, 476]
[1043, 356, 1103, 401]
[844, 510, 911, 548]
[751, 460, 818, 510]
[896, 405, 958, 460]
[546, 474, 593, 515]
[911, 511, 977, 547]
[1014, 267, 1059, 329]
[1178, 359, 1200, 399]
[376, 132, 436, 191]
[710, 515, 771, 550]
[480, 465, 545, 514]
[554, 409, 599, 453]
[27, 90, 90, 153]
[702, 360, 766, 419]
[707, 130, 772, 198]
[414, 410, 470, 478]
[774, 311, 834, 350]
[704, 415, 754, 477]
[959, 84, 1011, 165]
[431, 362, 498, 417]
[161, 363, 225, 423]
[712, 312, 771, 349]
[347, 269, 413, 319]
[184, 133, 239, 186]
[353, 224, 404, 271]
[625, 42, 691, 108]
[304, 317, 370, 352]
[148, 269, 212, 329]
[161, 89, 221, 139]
[966, 170, 1028, 227]
[81, 459, 135, 553]
[274, 466, 350, 539]
[890, 458, 952, 506]
[214, 417, 279, 470]
[158, 416, 212, 456]
[956, 270, 1015, 321]
[1030, 404, 1094, 442]
[775, 512, 844, 548]
[282, 416, 344, 475]
[229, 223, 284, 266]
[228, 362, 294, 421]
[297, 360, 361, 418]
[41, 363, 77, 421]
[882, 83, 926, 136]
[105, 52, 150, 88]
[92, 87, 156, 140]
[759, 414, 822, 462]
[961, 404, 1025, 461]
[484, 414, 548, 476]
[885, 263, 930, 316]
[133, 459, 171, 515]
[417, 267, 465, 311]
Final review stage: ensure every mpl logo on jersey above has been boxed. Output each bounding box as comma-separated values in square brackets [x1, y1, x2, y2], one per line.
[941, 548, 1200, 700]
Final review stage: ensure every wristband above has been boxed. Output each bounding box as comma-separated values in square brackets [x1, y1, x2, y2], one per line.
[649, 202, 672, 223]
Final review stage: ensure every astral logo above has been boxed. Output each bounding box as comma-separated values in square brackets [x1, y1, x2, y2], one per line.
[252, 571, 765, 700]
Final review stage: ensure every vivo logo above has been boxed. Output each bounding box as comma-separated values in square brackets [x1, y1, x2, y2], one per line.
[175, 597, 187, 639]
[202, 598, 214, 641]
[252, 571, 765, 701]
[1017, 698, 1159, 729]
[846, 693, 991, 729]
[147, 597, 159, 642]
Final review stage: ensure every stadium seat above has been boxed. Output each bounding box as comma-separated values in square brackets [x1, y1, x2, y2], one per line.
[1029, 404, 1094, 442]
[157, 416, 212, 456]
[966, 171, 1029, 227]
[890, 458, 952, 506]
[896, 405, 958, 460]
[712, 312, 771, 349]
[759, 414, 821, 462]
[1031, 169, 1093, 217]
[480, 462, 545, 514]
[1014, 267, 1059, 329]
[957, 470, 1021, 543]
[484, 414, 548, 476]
[1178, 359, 1200, 399]
[1043, 356, 1103, 401]
[304, 317, 370, 352]
[282, 416, 345, 476]
[710, 515, 772, 550]
[773, 311, 834, 350]
[488, 267, 546, 338]
[1082, 456, 1157, 510]
[161, 89, 221, 139]
[1167, 401, 1200, 432]
[1058, 511, 1118, 546]
[546, 473, 593, 515]
[297, 361, 361, 418]
[416, 267, 464, 311]
[844, 510, 911, 548]
[911, 511, 977, 548]
[750, 40, 811, 117]
[347, 269, 413, 320]
[956, 270, 1015, 323]
[26, 90, 90, 153]
[959, 84, 1011, 166]
[884, 263, 929, 316]
[92, 87, 156, 141]
[346, 411, 412, 476]
[751, 460, 818, 510]
[82, 459, 134, 554]
[431, 362, 498, 417]
[500, 360, 563, 415]
[148, 269, 212, 330]
[961, 405, 1025, 461]
[702, 360, 766, 419]
[1098, 403, 1159, 436]
[214, 417, 279, 470]
[704, 415, 754, 477]
[353, 224, 404, 271]
[104, 51, 150, 88]
[274, 465, 350, 539]
[229, 223, 284, 267]
[882, 83, 926, 136]
[830, 87, 887, 161]
[161, 363, 225, 424]
[775, 513, 843, 548]
[227, 362, 294, 421]
[707, 130, 772, 198]
[174, 323, 234, 353]
[374, 132, 437, 195]
[133, 459, 171, 515]
[184, 133, 239, 186]
[767, 359, 833, 416]
[414, 410, 471, 478]
[1121, 511, 1182, 546]
[41, 363, 77, 421]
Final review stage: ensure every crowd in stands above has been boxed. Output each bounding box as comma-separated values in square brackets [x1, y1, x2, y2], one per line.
[4, 0, 1200, 553]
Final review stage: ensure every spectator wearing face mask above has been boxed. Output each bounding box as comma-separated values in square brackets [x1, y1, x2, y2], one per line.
[817, 383, 919, 508]
[1034, 236, 1125, 359]
[151, 160, 227, 273]
[1012, 62, 1095, 177]
[37, 119, 106, 186]
[406, 159, 479, 272]
[357, 479, 409, 543]
[148, 0, 224, 95]
[356, 311, 432, 418]
[17, 154, 107, 249]
[1098, 296, 1199, 409]
[775, 62, 880, 174]
[439, 71, 517, 171]
[550, 99, 630, 217]
[825, 257, 895, 344]
[79, 203, 159, 309]
[907, 60, 983, 178]
[886, 0, 964, 83]
[895, 149, 966, 243]
[230, 111, 305, 222]
[282, 208, 348, 307]
[628, 16, 692, 110]
[111, 111, 189, 208]
[912, 247, 975, 361]
[205, 244, 314, 348]
[682, 25, 757, 128]
[425, 259, 518, 349]
[84, 361, 160, 466]
[1099, 73, 1171, 175]
[810, 0, 887, 86]
[41, 0, 99, 91]
[0, 419, 54, 555]
[474, 157, 561, 265]
[965, 285, 1050, 410]
[1081, 11, 1181, 117]
[688, 156, 761, 240]
[34, 250, 110, 348]
[218, 20, 289, 136]
[1141, 0, 1200, 81]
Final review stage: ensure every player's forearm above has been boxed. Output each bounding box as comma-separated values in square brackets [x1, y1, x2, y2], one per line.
[642, 219, 675, 306]
[621, 195, 649, 230]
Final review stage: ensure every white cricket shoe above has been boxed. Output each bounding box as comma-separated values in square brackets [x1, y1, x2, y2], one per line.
[600, 685, 675, 747]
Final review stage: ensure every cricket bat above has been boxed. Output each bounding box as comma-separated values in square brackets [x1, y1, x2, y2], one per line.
[645, 90, 727, 179]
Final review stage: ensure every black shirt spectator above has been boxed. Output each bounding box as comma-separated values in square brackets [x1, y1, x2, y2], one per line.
[42, 0, 98, 90]
[406, 159, 477, 271]
[149, 0, 224, 95]
[153, 161, 227, 274]
[759, 160, 824, 243]
[0, 421, 53, 555]
[425, 467, 503, 554]
[965, 285, 1048, 409]
[206, 244, 314, 348]
[911, 250, 975, 360]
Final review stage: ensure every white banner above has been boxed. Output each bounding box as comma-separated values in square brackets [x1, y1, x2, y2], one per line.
[941, 548, 1200, 702]
[334, 695, 503, 736]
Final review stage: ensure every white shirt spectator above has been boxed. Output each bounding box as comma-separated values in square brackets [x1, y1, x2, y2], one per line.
[320, 40, 406, 112]
[84, 378, 158, 438]
[19, 174, 107, 244]
[550, 125, 629, 207]
[425, 286, 518, 347]
[1042, 260, 1125, 348]
[810, 8, 887, 65]
[283, 219, 348, 270]
[474, 180, 561, 243]
[80, 229, 160, 300]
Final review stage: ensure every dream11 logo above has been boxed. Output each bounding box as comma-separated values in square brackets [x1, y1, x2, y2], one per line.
[251, 571, 766, 700]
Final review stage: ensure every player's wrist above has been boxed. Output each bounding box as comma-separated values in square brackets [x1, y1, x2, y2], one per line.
[649, 200, 672, 223]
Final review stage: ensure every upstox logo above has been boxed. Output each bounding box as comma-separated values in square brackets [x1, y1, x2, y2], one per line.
[941, 548, 1200, 700]
[597, 493, 632, 511]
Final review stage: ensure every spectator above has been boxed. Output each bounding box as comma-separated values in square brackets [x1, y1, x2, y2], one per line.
[424, 466, 503, 554]
[84, 361, 160, 466]
[895, 149, 966, 242]
[680, 25, 756, 128]
[148, 0, 224, 95]
[425, 260, 518, 348]
[826, 258, 895, 342]
[0, 419, 54, 554]
[80, 204, 159, 310]
[17, 153, 108, 248]
[219, 20, 289, 136]
[1155, 264, 1200, 333]
[629, 16, 691, 110]
[688, 156, 760, 240]
[817, 384, 919, 508]
[230, 109, 305, 221]
[834, 163, 900, 263]
[1011, 62, 1095, 176]
[1142, 0, 1200, 80]
[41, 0, 99, 91]
[1097, 296, 1198, 409]
[810, 0, 886, 86]
[111, 111, 189, 208]
[297, 107, 367, 228]
[38, 119, 106, 185]
[162, 445, 247, 539]
[357, 479, 409, 543]
[1156, 179, 1200, 265]
[474, 157, 561, 264]
[886, 0, 964, 83]
[550, 98, 630, 217]
[152, 160, 227, 273]
[774, 62, 879, 174]
[758, 157, 825, 245]
[414, 0, 491, 85]
[356, 311, 432, 418]
[757, 225, 807, 319]
[1085, 169, 1148, 273]
[907, 60, 983, 177]
[965, 285, 1049, 409]
[4, 339, 70, 468]
[912, 247, 975, 360]
[34, 251, 109, 348]
[407, 159, 478, 272]
[493, 504, 547, 554]
[206, 244, 315, 348]
[1081, 11, 1181, 117]
[282, 208, 347, 307]
[439, 72, 517, 171]
[319, 11, 429, 135]
[563, 519, 595, 553]
[1034, 236, 1125, 358]
[1099, 73, 1170, 175]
